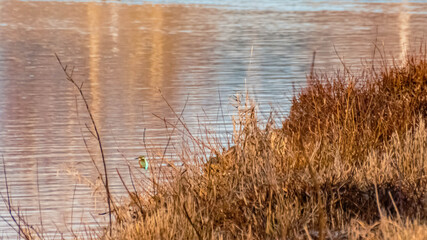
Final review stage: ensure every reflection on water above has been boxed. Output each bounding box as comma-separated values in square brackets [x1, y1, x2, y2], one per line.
[88, 3, 101, 118]
[399, 0, 410, 61]
[150, 6, 165, 86]
[0, 0, 426, 237]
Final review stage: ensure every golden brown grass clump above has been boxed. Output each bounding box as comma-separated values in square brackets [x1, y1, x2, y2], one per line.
[106, 53, 427, 240]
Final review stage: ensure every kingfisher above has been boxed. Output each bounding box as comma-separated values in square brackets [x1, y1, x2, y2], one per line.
[136, 155, 149, 170]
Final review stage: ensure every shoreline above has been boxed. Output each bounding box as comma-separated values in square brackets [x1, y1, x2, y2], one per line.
[3, 51, 427, 239]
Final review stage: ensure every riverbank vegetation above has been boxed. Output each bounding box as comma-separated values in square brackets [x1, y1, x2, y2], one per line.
[4, 50, 427, 239]
[101, 50, 427, 239]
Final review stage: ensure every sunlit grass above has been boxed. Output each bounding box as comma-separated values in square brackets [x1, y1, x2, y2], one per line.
[102, 51, 427, 239]
[3, 49, 426, 239]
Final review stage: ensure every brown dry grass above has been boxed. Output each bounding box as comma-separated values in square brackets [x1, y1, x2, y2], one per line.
[4, 51, 426, 239]
[102, 51, 427, 239]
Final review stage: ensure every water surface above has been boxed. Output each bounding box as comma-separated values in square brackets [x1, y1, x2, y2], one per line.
[0, 0, 426, 237]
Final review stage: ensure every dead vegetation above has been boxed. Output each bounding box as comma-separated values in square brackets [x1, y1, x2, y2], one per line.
[106, 51, 427, 239]
[2, 50, 427, 239]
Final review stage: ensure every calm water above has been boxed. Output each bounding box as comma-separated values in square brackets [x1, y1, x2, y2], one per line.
[0, 0, 426, 237]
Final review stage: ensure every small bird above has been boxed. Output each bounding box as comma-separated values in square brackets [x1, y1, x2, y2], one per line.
[136, 155, 149, 170]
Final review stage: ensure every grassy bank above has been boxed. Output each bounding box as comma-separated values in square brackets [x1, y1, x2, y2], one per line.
[103, 52, 427, 240]
[5, 51, 426, 239]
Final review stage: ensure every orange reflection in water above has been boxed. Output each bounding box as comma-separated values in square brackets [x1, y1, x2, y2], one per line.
[87, 3, 101, 118]
[150, 5, 165, 88]
[399, 0, 411, 63]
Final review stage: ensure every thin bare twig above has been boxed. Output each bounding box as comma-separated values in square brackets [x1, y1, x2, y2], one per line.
[182, 203, 202, 240]
[55, 53, 112, 235]
[1, 156, 39, 239]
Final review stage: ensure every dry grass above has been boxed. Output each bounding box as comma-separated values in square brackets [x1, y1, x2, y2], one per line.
[3, 51, 426, 239]
[102, 52, 427, 239]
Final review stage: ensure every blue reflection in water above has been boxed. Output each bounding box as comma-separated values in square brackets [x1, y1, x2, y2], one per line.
[18, 0, 426, 13]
